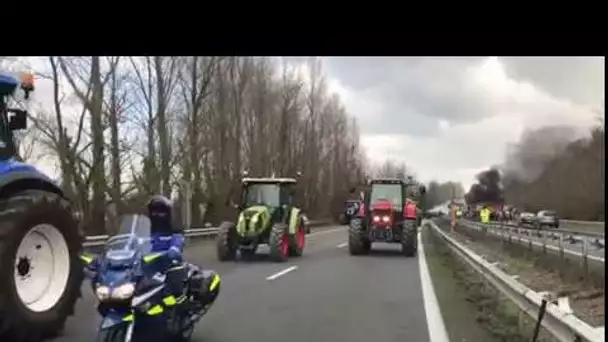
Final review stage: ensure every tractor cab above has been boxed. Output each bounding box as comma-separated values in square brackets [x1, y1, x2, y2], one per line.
[359, 178, 409, 225]
[240, 177, 297, 226]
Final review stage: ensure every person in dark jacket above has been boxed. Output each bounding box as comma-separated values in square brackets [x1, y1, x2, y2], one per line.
[147, 195, 187, 296]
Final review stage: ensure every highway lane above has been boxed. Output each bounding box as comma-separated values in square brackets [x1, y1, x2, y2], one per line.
[197, 231, 431, 342]
[54, 225, 344, 341]
[54, 225, 437, 342]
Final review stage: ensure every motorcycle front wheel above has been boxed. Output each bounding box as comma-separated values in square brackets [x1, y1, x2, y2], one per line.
[96, 324, 132, 342]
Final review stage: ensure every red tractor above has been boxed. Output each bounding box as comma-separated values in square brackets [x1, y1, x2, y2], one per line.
[348, 178, 425, 257]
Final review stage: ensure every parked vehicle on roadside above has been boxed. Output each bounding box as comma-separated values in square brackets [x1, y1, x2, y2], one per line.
[518, 212, 537, 227]
[536, 210, 560, 229]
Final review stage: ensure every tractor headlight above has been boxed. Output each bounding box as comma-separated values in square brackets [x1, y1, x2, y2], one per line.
[95, 285, 111, 301]
[113, 283, 136, 300]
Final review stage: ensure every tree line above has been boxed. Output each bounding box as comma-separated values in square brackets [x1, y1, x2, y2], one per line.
[426, 181, 465, 209]
[6, 57, 368, 235]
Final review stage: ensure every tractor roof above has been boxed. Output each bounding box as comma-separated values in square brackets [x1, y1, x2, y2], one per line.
[368, 178, 406, 185]
[242, 177, 297, 184]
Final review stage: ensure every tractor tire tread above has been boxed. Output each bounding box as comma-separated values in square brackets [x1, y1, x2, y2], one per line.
[216, 221, 237, 261]
[0, 190, 82, 342]
[348, 218, 370, 255]
[268, 223, 289, 262]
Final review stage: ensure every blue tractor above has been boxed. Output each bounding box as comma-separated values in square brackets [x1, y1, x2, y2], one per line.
[0, 72, 83, 341]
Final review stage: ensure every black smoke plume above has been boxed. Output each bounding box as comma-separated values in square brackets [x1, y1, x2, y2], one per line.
[465, 168, 504, 205]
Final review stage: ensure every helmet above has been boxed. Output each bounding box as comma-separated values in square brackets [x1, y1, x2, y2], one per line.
[147, 195, 173, 234]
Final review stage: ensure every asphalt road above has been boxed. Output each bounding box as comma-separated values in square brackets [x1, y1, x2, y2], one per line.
[53, 225, 437, 342]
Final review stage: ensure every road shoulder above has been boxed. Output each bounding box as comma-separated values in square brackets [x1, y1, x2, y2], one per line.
[418, 229, 450, 342]
[422, 225, 509, 342]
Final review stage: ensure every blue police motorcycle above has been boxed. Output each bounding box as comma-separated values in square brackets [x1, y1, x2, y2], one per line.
[80, 215, 221, 342]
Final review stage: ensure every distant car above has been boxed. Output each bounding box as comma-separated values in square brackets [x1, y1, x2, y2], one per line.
[536, 210, 559, 229]
[518, 212, 537, 226]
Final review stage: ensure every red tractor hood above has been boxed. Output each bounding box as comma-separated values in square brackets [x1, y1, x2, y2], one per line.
[371, 199, 394, 212]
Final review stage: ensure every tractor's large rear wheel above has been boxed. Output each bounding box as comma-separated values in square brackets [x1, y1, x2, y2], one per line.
[268, 223, 289, 262]
[348, 218, 370, 255]
[0, 190, 82, 341]
[288, 217, 306, 257]
[216, 222, 237, 261]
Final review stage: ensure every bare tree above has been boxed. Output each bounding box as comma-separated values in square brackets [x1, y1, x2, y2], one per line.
[22, 56, 370, 231]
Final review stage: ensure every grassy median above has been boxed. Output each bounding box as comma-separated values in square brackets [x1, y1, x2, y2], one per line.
[421, 225, 556, 342]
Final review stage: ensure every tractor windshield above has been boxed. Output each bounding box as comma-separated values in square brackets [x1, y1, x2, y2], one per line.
[244, 183, 281, 207]
[370, 184, 403, 210]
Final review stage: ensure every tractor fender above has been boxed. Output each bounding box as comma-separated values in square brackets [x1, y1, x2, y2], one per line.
[0, 161, 64, 199]
[288, 207, 301, 234]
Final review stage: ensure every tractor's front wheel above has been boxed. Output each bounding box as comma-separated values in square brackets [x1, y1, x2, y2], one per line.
[289, 217, 306, 257]
[0, 190, 82, 341]
[348, 218, 370, 255]
[216, 222, 237, 261]
[401, 221, 417, 257]
[268, 223, 289, 262]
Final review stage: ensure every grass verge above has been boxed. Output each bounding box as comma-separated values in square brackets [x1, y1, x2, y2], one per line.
[422, 225, 557, 342]
[448, 220, 604, 327]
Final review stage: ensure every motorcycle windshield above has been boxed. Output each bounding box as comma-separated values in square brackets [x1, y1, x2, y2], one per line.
[104, 215, 152, 261]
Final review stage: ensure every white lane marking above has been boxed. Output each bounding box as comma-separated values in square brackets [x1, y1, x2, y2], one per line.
[308, 226, 346, 238]
[418, 231, 450, 342]
[266, 265, 298, 281]
[336, 242, 348, 248]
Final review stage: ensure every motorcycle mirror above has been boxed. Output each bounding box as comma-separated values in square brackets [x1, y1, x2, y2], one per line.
[8, 109, 27, 131]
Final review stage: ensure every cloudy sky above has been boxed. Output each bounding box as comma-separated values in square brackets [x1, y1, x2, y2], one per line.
[10, 57, 604, 191]
[314, 57, 604, 190]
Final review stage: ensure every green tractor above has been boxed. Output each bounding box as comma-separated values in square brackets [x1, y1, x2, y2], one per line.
[216, 176, 307, 262]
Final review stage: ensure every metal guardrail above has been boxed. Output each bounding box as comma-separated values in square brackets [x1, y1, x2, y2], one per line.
[455, 217, 604, 236]
[487, 221, 605, 248]
[492, 220, 605, 238]
[457, 218, 605, 264]
[559, 219, 605, 233]
[83, 219, 333, 247]
[455, 217, 605, 248]
[427, 220, 605, 342]
[494, 220, 605, 249]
